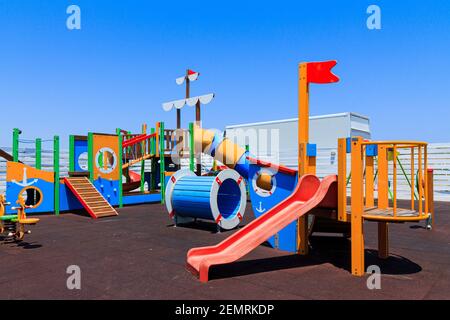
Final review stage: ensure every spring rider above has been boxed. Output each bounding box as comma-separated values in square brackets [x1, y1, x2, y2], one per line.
[9, 195, 40, 240]
[0, 194, 15, 234]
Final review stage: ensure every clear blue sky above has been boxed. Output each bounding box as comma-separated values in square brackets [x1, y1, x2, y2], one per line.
[0, 0, 449, 147]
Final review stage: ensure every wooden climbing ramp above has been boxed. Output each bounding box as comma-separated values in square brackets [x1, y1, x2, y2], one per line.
[64, 177, 118, 219]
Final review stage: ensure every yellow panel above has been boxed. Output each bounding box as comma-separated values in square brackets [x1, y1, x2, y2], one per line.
[194, 125, 215, 152]
[213, 138, 245, 169]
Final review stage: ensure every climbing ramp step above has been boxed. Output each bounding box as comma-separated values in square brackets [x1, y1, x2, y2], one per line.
[64, 177, 118, 219]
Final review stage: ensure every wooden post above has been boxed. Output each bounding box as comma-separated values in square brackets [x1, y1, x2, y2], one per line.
[411, 147, 415, 210]
[195, 100, 202, 175]
[378, 146, 389, 209]
[296, 62, 309, 255]
[178, 69, 190, 129]
[418, 146, 423, 215]
[338, 138, 348, 222]
[378, 222, 389, 259]
[351, 137, 364, 276]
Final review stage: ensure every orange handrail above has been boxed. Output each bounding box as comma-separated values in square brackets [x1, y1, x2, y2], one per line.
[345, 138, 431, 222]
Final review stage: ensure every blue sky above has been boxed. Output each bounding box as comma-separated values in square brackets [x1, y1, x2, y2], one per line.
[0, 0, 449, 147]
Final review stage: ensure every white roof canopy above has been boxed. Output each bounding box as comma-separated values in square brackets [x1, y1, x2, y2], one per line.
[162, 93, 215, 112]
[175, 72, 199, 85]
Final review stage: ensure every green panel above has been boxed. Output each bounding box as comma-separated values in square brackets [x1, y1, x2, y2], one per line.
[54, 135, 60, 215]
[159, 122, 165, 204]
[69, 135, 75, 172]
[35, 138, 42, 169]
[189, 122, 195, 172]
[150, 127, 156, 191]
[150, 128, 156, 155]
[12, 128, 20, 162]
[88, 133, 94, 182]
[116, 128, 123, 208]
[140, 128, 146, 192]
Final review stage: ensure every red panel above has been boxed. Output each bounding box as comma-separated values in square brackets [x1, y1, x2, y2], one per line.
[122, 132, 157, 148]
[246, 156, 297, 176]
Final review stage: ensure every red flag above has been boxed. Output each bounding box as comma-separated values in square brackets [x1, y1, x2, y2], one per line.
[188, 69, 198, 75]
[306, 60, 339, 84]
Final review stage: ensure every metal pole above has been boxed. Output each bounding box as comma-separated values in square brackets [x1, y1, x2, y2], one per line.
[195, 100, 201, 175]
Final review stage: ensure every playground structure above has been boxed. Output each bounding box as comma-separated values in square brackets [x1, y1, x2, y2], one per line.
[0, 122, 200, 221]
[165, 168, 247, 230]
[178, 60, 435, 282]
[0, 60, 436, 281]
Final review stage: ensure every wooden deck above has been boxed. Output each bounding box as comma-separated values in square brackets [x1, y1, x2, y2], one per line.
[346, 206, 429, 221]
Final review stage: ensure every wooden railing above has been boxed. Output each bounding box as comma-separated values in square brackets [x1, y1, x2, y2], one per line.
[122, 133, 157, 169]
[163, 129, 190, 155]
[338, 137, 432, 222]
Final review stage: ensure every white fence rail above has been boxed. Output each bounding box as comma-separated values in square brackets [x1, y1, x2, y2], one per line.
[1, 144, 449, 201]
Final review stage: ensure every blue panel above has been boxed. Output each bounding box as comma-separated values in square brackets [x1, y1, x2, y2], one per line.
[173, 176, 214, 219]
[210, 133, 223, 157]
[366, 144, 378, 157]
[123, 193, 161, 205]
[248, 163, 298, 252]
[277, 219, 298, 252]
[74, 139, 88, 172]
[59, 183, 83, 211]
[5, 180, 54, 214]
[306, 143, 317, 157]
[233, 151, 250, 180]
[93, 178, 120, 206]
[346, 137, 352, 153]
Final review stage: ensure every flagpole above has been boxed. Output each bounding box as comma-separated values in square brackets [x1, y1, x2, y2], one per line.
[195, 98, 201, 175]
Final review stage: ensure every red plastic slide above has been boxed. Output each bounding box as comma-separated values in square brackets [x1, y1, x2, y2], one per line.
[123, 170, 141, 192]
[186, 174, 337, 282]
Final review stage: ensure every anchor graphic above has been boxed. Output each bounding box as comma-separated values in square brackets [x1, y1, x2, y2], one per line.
[12, 167, 38, 187]
[255, 201, 266, 213]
